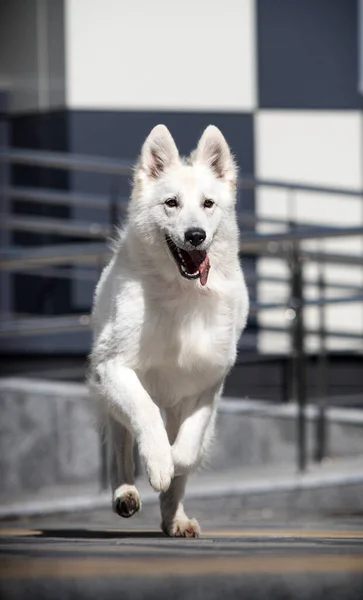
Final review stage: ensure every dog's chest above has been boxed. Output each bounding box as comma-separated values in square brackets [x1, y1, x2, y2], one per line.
[138, 294, 234, 383]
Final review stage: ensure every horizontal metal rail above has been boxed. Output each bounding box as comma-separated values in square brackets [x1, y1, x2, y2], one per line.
[239, 175, 363, 198]
[241, 225, 363, 247]
[5, 185, 356, 231]
[0, 186, 301, 229]
[1, 312, 362, 339]
[5, 263, 362, 294]
[0, 149, 132, 176]
[8, 266, 101, 282]
[0, 242, 109, 270]
[1, 148, 363, 198]
[240, 244, 363, 266]
[234, 350, 362, 365]
[273, 248, 362, 267]
[5, 186, 360, 234]
[2, 213, 363, 245]
[304, 393, 363, 406]
[247, 273, 363, 292]
[259, 324, 363, 340]
[1, 185, 123, 211]
[1, 238, 363, 271]
[0, 314, 91, 336]
[0, 215, 111, 239]
[249, 294, 363, 314]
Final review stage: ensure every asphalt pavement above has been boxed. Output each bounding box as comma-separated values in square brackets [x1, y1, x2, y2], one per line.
[1, 505, 362, 600]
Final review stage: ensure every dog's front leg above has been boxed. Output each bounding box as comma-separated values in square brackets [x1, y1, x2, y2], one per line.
[172, 382, 222, 477]
[159, 387, 220, 538]
[94, 358, 174, 492]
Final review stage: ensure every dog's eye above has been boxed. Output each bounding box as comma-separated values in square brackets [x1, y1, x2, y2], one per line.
[165, 197, 178, 208]
[203, 199, 214, 209]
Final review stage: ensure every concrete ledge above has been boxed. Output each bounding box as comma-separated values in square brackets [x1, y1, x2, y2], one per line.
[0, 377, 88, 397]
[0, 377, 99, 499]
[213, 398, 363, 471]
[1, 457, 362, 520]
[1, 377, 362, 499]
[222, 397, 363, 424]
[1, 378, 361, 423]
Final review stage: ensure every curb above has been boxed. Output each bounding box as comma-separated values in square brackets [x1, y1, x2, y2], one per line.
[1, 468, 363, 521]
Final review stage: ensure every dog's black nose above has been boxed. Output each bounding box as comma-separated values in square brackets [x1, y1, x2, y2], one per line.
[185, 228, 206, 247]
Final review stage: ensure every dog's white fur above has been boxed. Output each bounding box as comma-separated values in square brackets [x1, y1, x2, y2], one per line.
[88, 125, 249, 537]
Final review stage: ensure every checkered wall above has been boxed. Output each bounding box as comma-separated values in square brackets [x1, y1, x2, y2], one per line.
[3, 0, 363, 353]
[65, 0, 363, 352]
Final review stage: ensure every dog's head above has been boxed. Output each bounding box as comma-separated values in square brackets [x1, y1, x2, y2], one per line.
[130, 125, 238, 286]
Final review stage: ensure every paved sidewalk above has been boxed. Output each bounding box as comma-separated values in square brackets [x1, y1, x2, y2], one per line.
[1, 510, 362, 600]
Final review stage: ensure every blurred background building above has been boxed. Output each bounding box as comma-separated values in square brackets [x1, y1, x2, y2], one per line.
[0, 0, 362, 392]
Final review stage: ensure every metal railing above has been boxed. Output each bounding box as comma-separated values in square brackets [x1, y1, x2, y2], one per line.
[1, 147, 363, 478]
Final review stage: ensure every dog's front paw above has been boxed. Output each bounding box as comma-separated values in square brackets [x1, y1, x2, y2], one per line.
[113, 485, 141, 518]
[146, 453, 174, 493]
[139, 437, 174, 493]
[161, 517, 201, 538]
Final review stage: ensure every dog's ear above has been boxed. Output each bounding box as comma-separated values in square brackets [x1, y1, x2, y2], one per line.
[194, 125, 237, 183]
[139, 125, 179, 179]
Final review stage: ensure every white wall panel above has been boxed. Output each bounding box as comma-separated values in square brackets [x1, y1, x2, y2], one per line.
[65, 0, 256, 111]
[255, 111, 362, 188]
[255, 111, 363, 353]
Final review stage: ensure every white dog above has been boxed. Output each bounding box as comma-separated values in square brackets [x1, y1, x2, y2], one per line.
[88, 124, 249, 537]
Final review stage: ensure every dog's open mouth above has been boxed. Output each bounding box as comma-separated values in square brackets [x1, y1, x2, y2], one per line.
[166, 236, 210, 286]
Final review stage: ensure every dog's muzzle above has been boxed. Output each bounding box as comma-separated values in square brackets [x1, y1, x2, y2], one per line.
[165, 235, 210, 286]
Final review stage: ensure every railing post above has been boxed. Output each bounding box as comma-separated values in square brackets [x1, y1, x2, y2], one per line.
[95, 253, 109, 492]
[99, 434, 108, 491]
[288, 242, 307, 473]
[314, 255, 328, 462]
[109, 179, 120, 231]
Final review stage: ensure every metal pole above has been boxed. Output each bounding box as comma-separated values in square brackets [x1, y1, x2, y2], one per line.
[289, 242, 307, 473]
[96, 253, 109, 491]
[109, 179, 120, 231]
[314, 253, 328, 462]
[99, 435, 108, 491]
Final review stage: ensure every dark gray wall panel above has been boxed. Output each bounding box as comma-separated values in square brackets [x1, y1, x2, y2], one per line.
[9, 111, 71, 317]
[257, 0, 362, 109]
[69, 110, 254, 200]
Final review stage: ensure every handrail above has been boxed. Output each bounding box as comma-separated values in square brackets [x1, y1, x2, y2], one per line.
[0, 242, 109, 269]
[0, 148, 132, 176]
[1, 238, 363, 270]
[0, 215, 111, 239]
[1, 185, 117, 210]
[1, 313, 362, 339]
[1, 212, 363, 244]
[2, 185, 361, 234]
[2, 262, 361, 293]
[239, 174, 363, 198]
[1, 148, 363, 198]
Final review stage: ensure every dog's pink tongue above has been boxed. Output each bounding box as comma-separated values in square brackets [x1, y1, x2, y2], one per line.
[199, 255, 210, 286]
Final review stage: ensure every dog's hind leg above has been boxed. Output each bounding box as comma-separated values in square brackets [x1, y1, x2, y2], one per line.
[107, 416, 141, 518]
[159, 474, 200, 538]
[159, 409, 200, 537]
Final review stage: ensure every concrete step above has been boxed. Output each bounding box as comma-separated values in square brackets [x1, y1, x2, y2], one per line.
[1, 377, 362, 499]
[212, 398, 363, 470]
[1, 455, 363, 520]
